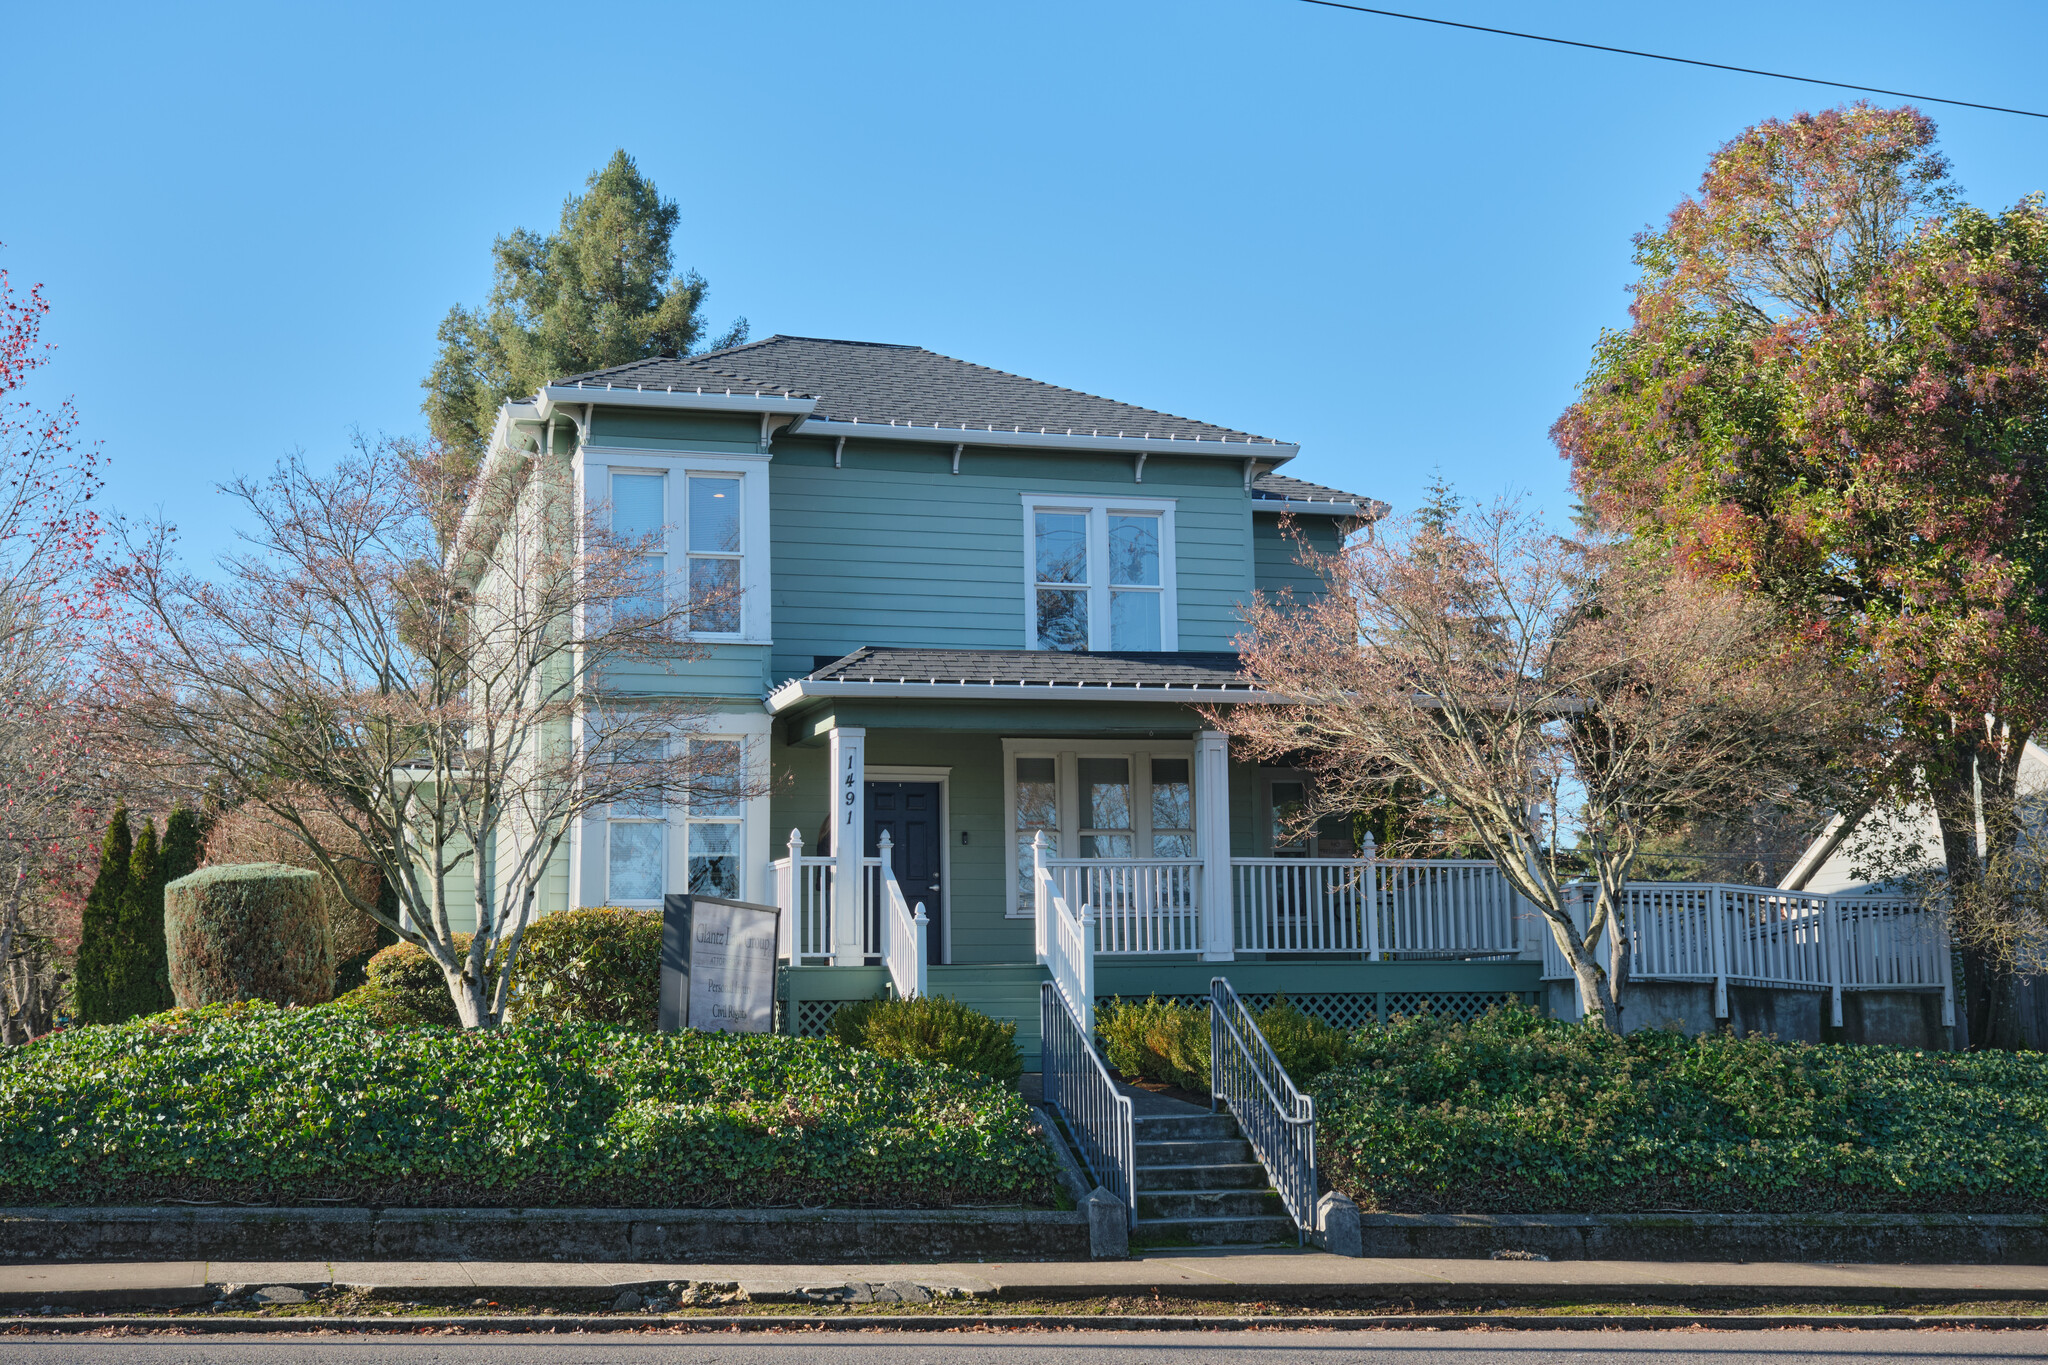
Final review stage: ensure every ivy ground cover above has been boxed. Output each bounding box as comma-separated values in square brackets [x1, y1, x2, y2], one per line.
[1317, 1004, 2048, 1214]
[0, 1003, 1061, 1208]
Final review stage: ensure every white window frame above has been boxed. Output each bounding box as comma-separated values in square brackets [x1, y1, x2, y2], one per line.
[1019, 494, 1178, 651]
[578, 717, 773, 911]
[1001, 738, 1199, 918]
[582, 449, 772, 643]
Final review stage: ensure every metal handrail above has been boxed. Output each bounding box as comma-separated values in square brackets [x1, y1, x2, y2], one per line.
[1209, 976, 1317, 1241]
[1040, 982, 1135, 1223]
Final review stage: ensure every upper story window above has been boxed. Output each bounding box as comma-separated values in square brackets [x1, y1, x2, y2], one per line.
[608, 470, 747, 637]
[1023, 496, 1177, 651]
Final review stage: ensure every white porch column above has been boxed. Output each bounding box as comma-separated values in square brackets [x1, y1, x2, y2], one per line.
[1196, 729, 1234, 962]
[830, 726, 867, 966]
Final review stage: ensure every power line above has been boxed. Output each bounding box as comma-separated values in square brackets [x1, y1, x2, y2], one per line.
[1294, 0, 2048, 120]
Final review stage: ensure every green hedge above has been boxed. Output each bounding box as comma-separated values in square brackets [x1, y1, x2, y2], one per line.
[829, 995, 1023, 1085]
[0, 1003, 1060, 1209]
[510, 908, 660, 1029]
[1315, 1004, 2048, 1214]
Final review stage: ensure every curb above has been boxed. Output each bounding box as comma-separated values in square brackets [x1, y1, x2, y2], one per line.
[4, 1312, 2048, 1334]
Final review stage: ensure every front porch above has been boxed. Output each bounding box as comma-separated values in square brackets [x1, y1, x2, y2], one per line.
[762, 654, 1545, 1062]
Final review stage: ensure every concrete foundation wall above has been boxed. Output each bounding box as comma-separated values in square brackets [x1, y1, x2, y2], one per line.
[1545, 978, 1952, 1049]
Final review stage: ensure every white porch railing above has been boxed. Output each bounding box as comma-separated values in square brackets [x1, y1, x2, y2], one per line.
[875, 829, 929, 1000]
[1229, 854, 1524, 958]
[769, 829, 883, 962]
[1543, 882, 1953, 1026]
[1046, 857, 1203, 955]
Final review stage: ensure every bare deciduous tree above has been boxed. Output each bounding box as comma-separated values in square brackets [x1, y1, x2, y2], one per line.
[99, 433, 758, 1027]
[1224, 501, 1860, 1029]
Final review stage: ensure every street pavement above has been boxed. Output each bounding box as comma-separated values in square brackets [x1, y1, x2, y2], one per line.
[2, 1328, 2046, 1363]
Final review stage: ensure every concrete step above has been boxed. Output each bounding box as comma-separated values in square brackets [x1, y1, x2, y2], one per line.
[1134, 1137, 1255, 1167]
[1135, 1162, 1271, 1192]
[1137, 1189, 1289, 1221]
[1129, 1214, 1303, 1247]
[1130, 1113, 1239, 1142]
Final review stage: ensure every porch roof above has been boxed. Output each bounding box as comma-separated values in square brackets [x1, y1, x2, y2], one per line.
[766, 647, 1278, 715]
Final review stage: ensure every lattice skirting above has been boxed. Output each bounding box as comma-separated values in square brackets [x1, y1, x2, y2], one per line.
[786, 998, 870, 1037]
[1096, 990, 1533, 1028]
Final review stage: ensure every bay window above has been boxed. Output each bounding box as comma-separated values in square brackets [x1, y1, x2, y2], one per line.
[605, 468, 750, 637]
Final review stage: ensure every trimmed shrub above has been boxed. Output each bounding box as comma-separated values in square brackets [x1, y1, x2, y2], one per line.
[830, 995, 1023, 1086]
[510, 907, 660, 1029]
[203, 798, 386, 982]
[1098, 995, 1209, 1092]
[1315, 1003, 2048, 1214]
[1099, 994, 1348, 1093]
[163, 864, 334, 1009]
[0, 1002, 1060, 1209]
[358, 937, 468, 1028]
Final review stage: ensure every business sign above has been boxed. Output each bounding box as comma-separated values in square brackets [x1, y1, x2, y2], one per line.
[660, 893, 781, 1034]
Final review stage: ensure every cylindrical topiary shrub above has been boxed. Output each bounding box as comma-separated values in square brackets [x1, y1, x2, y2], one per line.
[509, 907, 661, 1029]
[164, 864, 334, 1009]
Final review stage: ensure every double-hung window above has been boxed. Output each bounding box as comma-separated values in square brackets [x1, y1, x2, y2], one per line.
[611, 472, 667, 624]
[684, 738, 744, 898]
[1024, 497, 1176, 651]
[606, 739, 667, 908]
[685, 475, 742, 634]
[607, 470, 745, 635]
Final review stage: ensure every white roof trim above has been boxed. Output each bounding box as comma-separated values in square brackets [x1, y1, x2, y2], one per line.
[765, 677, 1280, 714]
[786, 414, 1297, 461]
[538, 383, 817, 417]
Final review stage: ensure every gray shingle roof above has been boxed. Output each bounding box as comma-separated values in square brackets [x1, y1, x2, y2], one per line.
[806, 646, 1256, 690]
[1250, 472, 1388, 519]
[555, 336, 1284, 445]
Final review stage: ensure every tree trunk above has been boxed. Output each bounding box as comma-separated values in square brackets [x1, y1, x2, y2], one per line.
[1925, 727, 2025, 1050]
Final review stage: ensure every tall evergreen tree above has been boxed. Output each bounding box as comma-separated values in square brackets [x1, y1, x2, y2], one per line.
[111, 820, 163, 1020]
[423, 149, 748, 482]
[72, 806, 132, 1025]
[153, 806, 201, 1011]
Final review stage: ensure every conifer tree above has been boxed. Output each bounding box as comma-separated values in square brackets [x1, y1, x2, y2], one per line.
[423, 149, 748, 481]
[72, 806, 132, 1025]
[113, 819, 165, 1019]
[151, 807, 202, 1010]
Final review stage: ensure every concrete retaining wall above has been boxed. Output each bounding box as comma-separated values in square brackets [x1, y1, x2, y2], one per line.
[1361, 1213, 2048, 1264]
[0, 1206, 1090, 1264]
[1544, 980, 1951, 1048]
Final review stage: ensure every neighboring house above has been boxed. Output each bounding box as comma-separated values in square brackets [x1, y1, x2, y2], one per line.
[473, 335, 1544, 1058]
[1780, 741, 2048, 895]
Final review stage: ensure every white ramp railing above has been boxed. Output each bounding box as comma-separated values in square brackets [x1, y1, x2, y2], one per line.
[875, 829, 929, 1000]
[1229, 850, 1524, 958]
[1544, 882, 1952, 1026]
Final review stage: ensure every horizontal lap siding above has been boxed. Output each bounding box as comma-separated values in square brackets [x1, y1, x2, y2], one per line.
[605, 644, 769, 700]
[1252, 513, 1338, 598]
[768, 440, 1255, 679]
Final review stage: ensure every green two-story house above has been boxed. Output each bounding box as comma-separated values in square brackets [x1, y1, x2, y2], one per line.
[498, 334, 1540, 1057]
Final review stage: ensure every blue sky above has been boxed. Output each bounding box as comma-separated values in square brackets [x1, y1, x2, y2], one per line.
[8, 0, 2044, 561]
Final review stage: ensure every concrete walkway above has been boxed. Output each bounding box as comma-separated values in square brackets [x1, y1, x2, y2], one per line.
[6, 1252, 2048, 1310]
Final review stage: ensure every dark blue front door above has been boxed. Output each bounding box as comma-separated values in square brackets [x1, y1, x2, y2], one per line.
[866, 781, 943, 965]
